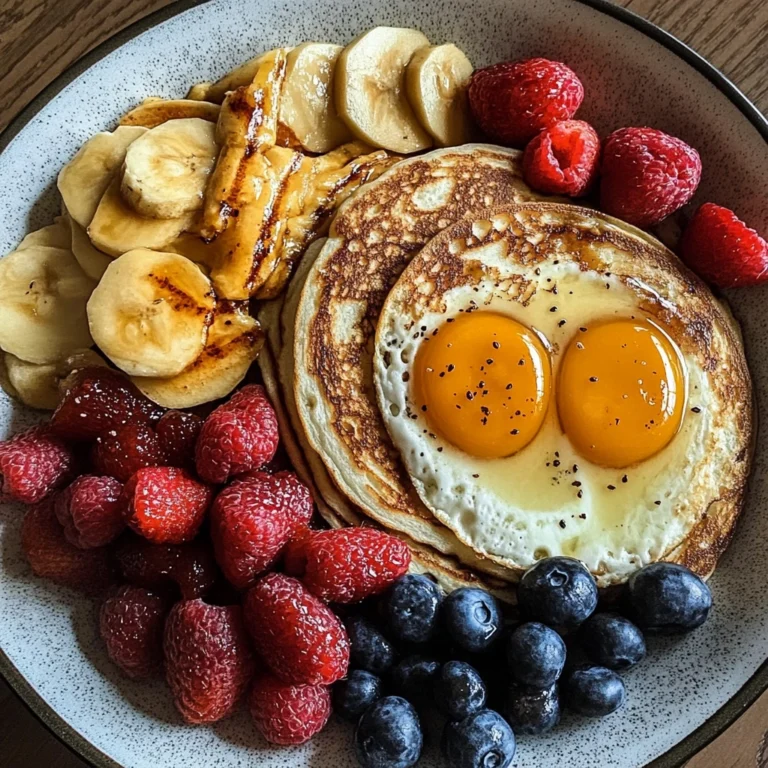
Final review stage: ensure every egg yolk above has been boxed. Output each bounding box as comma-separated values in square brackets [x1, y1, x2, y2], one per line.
[557, 319, 686, 468]
[412, 312, 551, 459]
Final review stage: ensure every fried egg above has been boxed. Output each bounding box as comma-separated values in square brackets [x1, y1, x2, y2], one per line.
[374, 204, 752, 584]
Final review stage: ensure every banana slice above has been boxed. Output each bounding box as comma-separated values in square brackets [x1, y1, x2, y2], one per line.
[0, 246, 95, 364]
[335, 27, 433, 154]
[132, 301, 263, 408]
[87, 248, 216, 377]
[3, 349, 109, 410]
[280, 43, 353, 154]
[165, 232, 218, 272]
[88, 176, 196, 257]
[57, 126, 148, 229]
[17, 217, 71, 251]
[68, 214, 113, 281]
[0, 354, 20, 402]
[121, 118, 219, 220]
[120, 98, 220, 128]
[187, 82, 214, 101]
[406, 44, 473, 146]
[205, 48, 292, 104]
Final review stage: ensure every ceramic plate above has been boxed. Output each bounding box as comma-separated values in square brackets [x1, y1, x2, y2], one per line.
[1, 0, 767, 766]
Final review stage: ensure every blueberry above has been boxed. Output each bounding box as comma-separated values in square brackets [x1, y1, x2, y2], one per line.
[390, 655, 441, 704]
[627, 562, 712, 634]
[334, 670, 383, 722]
[434, 661, 487, 720]
[518, 557, 598, 628]
[355, 696, 423, 768]
[441, 709, 516, 768]
[580, 613, 646, 670]
[345, 615, 396, 674]
[506, 622, 566, 688]
[442, 588, 502, 653]
[502, 682, 560, 735]
[563, 665, 625, 717]
[384, 574, 443, 644]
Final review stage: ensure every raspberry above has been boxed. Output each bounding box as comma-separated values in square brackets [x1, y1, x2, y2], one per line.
[680, 203, 768, 288]
[100, 585, 166, 678]
[51, 367, 163, 441]
[249, 674, 331, 745]
[195, 385, 279, 484]
[115, 534, 218, 599]
[164, 599, 254, 724]
[523, 119, 600, 197]
[600, 127, 702, 227]
[122, 467, 212, 544]
[55, 475, 124, 548]
[21, 500, 112, 593]
[211, 471, 313, 589]
[293, 528, 411, 604]
[155, 411, 203, 469]
[0, 426, 75, 504]
[469, 58, 584, 147]
[92, 423, 166, 483]
[283, 526, 316, 576]
[244, 573, 349, 685]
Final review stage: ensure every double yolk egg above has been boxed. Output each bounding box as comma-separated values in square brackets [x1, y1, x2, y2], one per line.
[412, 311, 687, 468]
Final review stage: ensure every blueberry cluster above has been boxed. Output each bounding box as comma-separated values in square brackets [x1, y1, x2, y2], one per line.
[335, 558, 712, 768]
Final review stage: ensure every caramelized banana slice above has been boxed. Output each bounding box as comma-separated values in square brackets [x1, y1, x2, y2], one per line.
[204, 48, 292, 104]
[132, 301, 264, 408]
[86, 248, 215, 377]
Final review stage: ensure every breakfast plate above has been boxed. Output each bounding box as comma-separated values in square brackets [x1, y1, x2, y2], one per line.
[0, 0, 766, 767]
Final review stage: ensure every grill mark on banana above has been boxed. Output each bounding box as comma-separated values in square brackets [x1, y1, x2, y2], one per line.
[120, 98, 220, 128]
[201, 48, 288, 240]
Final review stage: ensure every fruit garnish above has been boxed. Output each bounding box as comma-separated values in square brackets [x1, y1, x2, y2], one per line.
[680, 202, 768, 288]
[468, 58, 584, 147]
[164, 599, 254, 724]
[92, 423, 166, 483]
[599, 126, 701, 227]
[0, 426, 75, 504]
[155, 411, 203, 469]
[100, 585, 167, 678]
[249, 674, 332, 745]
[122, 467, 212, 545]
[244, 573, 350, 685]
[522, 119, 600, 197]
[55, 475, 124, 548]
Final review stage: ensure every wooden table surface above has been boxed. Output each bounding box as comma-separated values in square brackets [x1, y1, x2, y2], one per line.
[0, 0, 766, 766]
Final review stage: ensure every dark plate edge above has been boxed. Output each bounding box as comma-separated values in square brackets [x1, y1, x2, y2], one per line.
[0, 1, 766, 767]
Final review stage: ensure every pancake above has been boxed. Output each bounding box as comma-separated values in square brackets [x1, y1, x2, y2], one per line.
[294, 144, 548, 576]
[373, 203, 753, 585]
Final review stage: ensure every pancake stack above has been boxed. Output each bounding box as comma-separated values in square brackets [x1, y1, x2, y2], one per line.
[258, 143, 753, 594]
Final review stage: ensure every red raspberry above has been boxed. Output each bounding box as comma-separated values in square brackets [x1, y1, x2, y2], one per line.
[100, 585, 167, 678]
[243, 573, 349, 685]
[523, 119, 600, 197]
[195, 385, 279, 484]
[0, 426, 75, 504]
[249, 674, 331, 745]
[292, 528, 411, 604]
[469, 58, 584, 147]
[21, 500, 112, 593]
[51, 367, 163, 442]
[115, 535, 218, 599]
[600, 127, 702, 227]
[122, 467, 212, 544]
[211, 471, 313, 589]
[55, 475, 124, 548]
[680, 203, 768, 288]
[155, 411, 203, 469]
[164, 599, 254, 724]
[92, 423, 166, 483]
[283, 526, 316, 576]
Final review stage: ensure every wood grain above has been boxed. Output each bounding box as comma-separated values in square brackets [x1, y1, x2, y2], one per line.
[0, 1, 766, 766]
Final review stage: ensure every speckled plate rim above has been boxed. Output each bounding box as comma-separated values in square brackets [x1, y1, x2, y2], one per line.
[0, 1, 766, 766]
